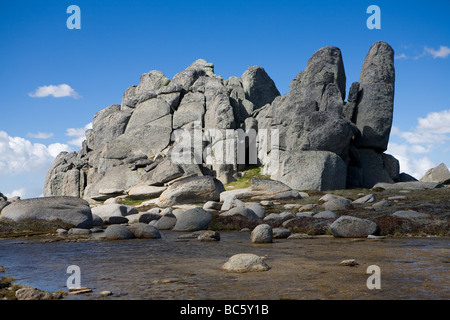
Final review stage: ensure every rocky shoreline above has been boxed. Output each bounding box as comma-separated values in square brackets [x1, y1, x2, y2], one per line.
[1, 179, 449, 299]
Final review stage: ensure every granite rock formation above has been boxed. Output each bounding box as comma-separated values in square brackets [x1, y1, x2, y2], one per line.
[44, 41, 402, 201]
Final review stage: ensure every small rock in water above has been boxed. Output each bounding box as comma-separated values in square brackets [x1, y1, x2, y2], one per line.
[251, 224, 273, 243]
[100, 290, 112, 297]
[56, 228, 68, 234]
[68, 287, 93, 295]
[221, 253, 270, 273]
[367, 235, 386, 240]
[197, 230, 220, 241]
[388, 196, 408, 201]
[339, 259, 359, 266]
[272, 227, 291, 239]
[287, 233, 316, 239]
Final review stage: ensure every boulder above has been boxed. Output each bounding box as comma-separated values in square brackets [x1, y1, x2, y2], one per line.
[203, 201, 222, 211]
[354, 41, 395, 151]
[91, 214, 104, 226]
[373, 181, 443, 190]
[104, 225, 135, 240]
[129, 223, 161, 238]
[352, 194, 376, 204]
[173, 207, 212, 231]
[244, 203, 266, 219]
[314, 211, 339, 219]
[330, 216, 380, 238]
[142, 159, 184, 185]
[221, 253, 270, 273]
[392, 210, 430, 219]
[127, 185, 167, 200]
[107, 216, 129, 224]
[153, 213, 177, 230]
[241, 66, 280, 110]
[0, 197, 93, 229]
[92, 106, 131, 148]
[272, 227, 291, 239]
[220, 207, 260, 220]
[358, 149, 394, 188]
[274, 151, 347, 191]
[91, 204, 137, 221]
[323, 198, 353, 211]
[420, 163, 450, 184]
[251, 224, 273, 243]
[157, 176, 225, 207]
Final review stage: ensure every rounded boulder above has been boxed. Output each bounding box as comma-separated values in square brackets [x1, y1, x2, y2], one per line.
[173, 207, 212, 231]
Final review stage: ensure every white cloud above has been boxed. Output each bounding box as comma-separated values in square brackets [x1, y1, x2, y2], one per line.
[48, 143, 73, 158]
[27, 132, 54, 139]
[416, 109, 450, 134]
[387, 142, 435, 179]
[5, 187, 27, 199]
[66, 123, 92, 147]
[29, 84, 80, 98]
[0, 131, 71, 176]
[388, 109, 450, 179]
[394, 53, 408, 60]
[424, 45, 450, 59]
[391, 108, 450, 144]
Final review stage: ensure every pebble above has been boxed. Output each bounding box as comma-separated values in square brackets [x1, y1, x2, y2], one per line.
[388, 196, 408, 201]
[68, 287, 93, 295]
[287, 233, 316, 239]
[339, 259, 359, 266]
[100, 290, 112, 297]
[367, 235, 386, 240]
[372, 200, 390, 208]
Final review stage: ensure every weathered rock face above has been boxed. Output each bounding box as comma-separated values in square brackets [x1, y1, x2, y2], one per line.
[420, 163, 450, 184]
[44, 42, 401, 198]
[44, 59, 279, 200]
[354, 41, 395, 151]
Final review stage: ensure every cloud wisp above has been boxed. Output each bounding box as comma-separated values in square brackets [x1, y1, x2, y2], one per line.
[27, 132, 54, 139]
[424, 46, 450, 59]
[395, 45, 450, 61]
[29, 84, 80, 99]
[66, 123, 92, 147]
[387, 109, 450, 179]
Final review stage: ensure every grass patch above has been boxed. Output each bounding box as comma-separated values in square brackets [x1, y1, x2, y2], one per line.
[0, 276, 23, 300]
[224, 166, 270, 190]
[0, 219, 73, 239]
[117, 198, 148, 207]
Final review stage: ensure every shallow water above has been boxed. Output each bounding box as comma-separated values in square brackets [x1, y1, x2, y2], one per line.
[0, 231, 448, 300]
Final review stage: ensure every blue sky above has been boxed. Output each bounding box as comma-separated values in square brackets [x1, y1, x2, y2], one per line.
[1, 0, 449, 198]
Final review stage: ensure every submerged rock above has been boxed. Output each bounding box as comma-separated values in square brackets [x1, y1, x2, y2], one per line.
[221, 253, 270, 273]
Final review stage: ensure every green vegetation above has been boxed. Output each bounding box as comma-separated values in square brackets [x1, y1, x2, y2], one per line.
[0, 276, 23, 300]
[117, 197, 147, 207]
[224, 166, 270, 190]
